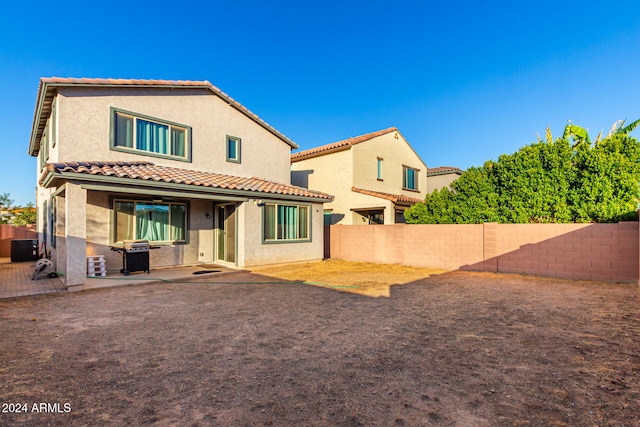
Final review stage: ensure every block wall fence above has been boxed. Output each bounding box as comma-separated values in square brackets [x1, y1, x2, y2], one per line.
[325, 222, 639, 283]
[0, 225, 38, 258]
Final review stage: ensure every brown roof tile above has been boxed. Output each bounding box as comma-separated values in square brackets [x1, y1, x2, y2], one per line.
[427, 166, 463, 176]
[41, 161, 333, 201]
[291, 127, 399, 162]
[351, 187, 423, 206]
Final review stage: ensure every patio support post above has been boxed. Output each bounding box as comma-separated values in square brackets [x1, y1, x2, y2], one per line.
[64, 183, 87, 291]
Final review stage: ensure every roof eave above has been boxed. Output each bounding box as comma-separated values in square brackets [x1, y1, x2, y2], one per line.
[28, 80, 49, 156]
[291, 127, 400, 162]
[427, 170, 463, 177]
[291, 144, 352, 162]
[40, 169, 333, 203]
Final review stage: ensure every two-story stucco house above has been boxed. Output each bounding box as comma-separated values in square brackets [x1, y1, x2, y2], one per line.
[290, 127, 426, 225]
[28, 77, 332, 290]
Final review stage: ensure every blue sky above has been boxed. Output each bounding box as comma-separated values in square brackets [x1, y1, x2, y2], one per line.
[2, 0, 640, 206]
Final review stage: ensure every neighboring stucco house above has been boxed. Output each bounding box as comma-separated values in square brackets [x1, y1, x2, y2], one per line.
[291, 127, 426, 225]
[427, 166, 463, 193]
[28, 77, 332, 290]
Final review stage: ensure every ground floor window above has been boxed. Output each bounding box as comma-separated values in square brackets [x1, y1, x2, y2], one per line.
[114, 200, 187, 243]
[263, 203, 310, 241]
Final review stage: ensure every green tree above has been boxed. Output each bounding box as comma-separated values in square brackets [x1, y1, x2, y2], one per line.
[491, 136, 574, 223]
[0, 193, 13, 209]
[405, 165, 500, 224]
[405, 120, 640, 224]
[0, 193, 14, 224]
[571, 132, 640, 222]
[12, 203, 37, 226]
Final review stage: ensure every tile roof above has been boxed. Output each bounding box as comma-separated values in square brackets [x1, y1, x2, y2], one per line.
[41, 161, 333, 201]
[351, 187, 423, 206]
[29, 77, 297, 156]
[427, 166, 463, 176]
[291, 127, 399, 162]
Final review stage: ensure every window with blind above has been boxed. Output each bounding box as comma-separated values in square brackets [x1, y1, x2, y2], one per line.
[111, 108, 191, 162]
[113, 200, 188, 244]
[403, 166, 419, 191]
[263, 203, 310, 242]
[226, 135, 241, 163]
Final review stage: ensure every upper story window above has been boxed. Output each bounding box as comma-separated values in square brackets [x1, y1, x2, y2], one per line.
[377, 157, 383, 181]
[51, 99, 57, 148]
[403, 166, 419, 191]
[39, 123, 49, 171]
[111, 108, 191, 162]
[226, 136, 241, 163]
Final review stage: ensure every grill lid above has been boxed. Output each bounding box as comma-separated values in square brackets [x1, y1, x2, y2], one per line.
[123, 240, 150, 251]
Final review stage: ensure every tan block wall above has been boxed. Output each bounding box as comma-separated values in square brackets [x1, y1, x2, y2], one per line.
[0, 225, 38, 257]
[328, 224, 484, 270]
[327, 222, 639, 283]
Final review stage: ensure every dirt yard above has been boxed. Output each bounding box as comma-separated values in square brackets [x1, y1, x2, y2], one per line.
[251, 260, 448, 297]
[1, 260, 639, 426]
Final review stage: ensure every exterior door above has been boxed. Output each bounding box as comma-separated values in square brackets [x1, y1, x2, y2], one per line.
[217, 204, 236, 263]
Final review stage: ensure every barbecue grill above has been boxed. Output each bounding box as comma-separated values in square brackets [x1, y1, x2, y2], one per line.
[110, 240, 151, 275]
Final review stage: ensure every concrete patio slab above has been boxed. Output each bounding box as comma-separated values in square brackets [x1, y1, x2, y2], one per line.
[0, 257, 66, 299]
[0, 257, 237, 298]
[83, 264, 238, 291]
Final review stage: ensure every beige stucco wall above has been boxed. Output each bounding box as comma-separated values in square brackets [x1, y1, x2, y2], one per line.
[84, 191, 216, 274]
[427, 172, 461, 193]
[240, 201, 325, 266]
[53, 87, 292, 183]
[351, 132, 427, 200]
[55, 189, 324, 278]
[291, 131, 427, 225]
[291, 149, 354, 223]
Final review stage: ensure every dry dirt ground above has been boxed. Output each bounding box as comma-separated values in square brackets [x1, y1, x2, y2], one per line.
[1, 260, 639, 426]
